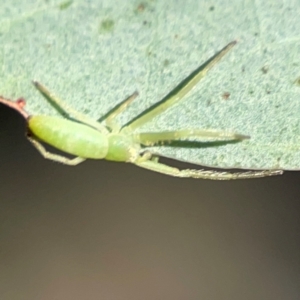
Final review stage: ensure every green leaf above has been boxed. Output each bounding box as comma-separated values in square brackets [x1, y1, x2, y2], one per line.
[0, 0, 299, 170]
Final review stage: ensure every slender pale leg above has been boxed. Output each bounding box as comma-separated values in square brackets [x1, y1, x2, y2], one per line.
[27, 136, 85, 166]
[102, 92, 139, 132]
[133, 129, 249, 146]
[123, 41, 237, 131]
[135, 159, 283, 180]
[32, 81, 108, 133]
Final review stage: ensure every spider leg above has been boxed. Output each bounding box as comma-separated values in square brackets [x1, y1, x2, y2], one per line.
[134, 158, 283, 180]
[100, 91, 139, 132]
[32, 81, 108, 133]
[132, 128, 249, 146]
[27, 135, 86, 166]
[123, 41, 237, 131]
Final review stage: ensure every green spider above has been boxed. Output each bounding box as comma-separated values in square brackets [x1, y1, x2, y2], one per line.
[0, 41, 282, 179]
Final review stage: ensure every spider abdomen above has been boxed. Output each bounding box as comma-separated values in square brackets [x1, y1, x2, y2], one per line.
[28, 116, 109, 159]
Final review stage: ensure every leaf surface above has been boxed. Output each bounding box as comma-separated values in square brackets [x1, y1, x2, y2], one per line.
[0, 0, 299, 170]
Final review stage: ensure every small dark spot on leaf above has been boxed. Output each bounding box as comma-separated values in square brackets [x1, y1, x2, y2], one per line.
[174, 34, 179, 39]
[222, 92, 230, 100]
[99, 19, 115, 34]
[254, 32, 259, 36]
[44, 43, 52, 50]
[143, 20, 148, 25]
[163, 59, 170, 67]
[136, 2, 147, 13]
[241, 66, 245, 72]
[266, 90, 271, 94]
[59, 0, 73, 10]
[261, 65, 269, 74]
[249, 90, 254, 95]
[293, 77, 300, 86]
[209, 6, 215, 11]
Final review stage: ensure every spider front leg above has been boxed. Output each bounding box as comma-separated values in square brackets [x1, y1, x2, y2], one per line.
[132, 128, 249, 146]
[132, 131, 282, 179]
[134, 157, 283, 180]
[123, 41, 237, 131]
[27, 135, 86, 166]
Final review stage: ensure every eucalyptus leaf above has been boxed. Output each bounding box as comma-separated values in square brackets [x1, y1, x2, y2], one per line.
[0, 0, 299, 170]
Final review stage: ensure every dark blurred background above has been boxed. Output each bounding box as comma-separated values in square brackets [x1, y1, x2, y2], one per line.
[0, 103, 299, 300]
